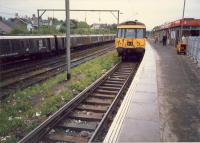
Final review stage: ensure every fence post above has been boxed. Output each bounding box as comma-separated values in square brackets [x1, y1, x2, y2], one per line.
[192, 37, 195, 59]
[197, 37, 200, 67]
[186, 37, 190, 56]
[194, 38, 197, 61]
[189, 37, 193, 57]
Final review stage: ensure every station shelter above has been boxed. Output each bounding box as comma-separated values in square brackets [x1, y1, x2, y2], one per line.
[152, 18, 200, 46]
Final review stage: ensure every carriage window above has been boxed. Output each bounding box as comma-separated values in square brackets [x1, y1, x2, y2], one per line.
[125, 29, 136, 38]
[117, 29, 126, 38]
[121, 29, 125, 38]
[137, 29, 144, 38]
[117, 29, 122, 38]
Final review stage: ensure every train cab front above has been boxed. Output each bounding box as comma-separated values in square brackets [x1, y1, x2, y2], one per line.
[115, 21, 146, 60]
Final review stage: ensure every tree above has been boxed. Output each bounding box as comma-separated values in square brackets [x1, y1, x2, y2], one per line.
[59, 26, 66, 33]
[70, 19, 78, 29]
[77, 21, 90, 28]
[109, 24, 117, 32]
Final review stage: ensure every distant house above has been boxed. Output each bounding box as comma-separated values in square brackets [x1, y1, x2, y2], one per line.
[27, 23, 33, 32]
[38, 17, 53, 27]
[0, 21, 12, 35]
[41, 19, 51, 26]
[17, 18, 34, 32]
[1, 13, 60, 35]
[91, 23, 108, 29]
[5, 17, 31, 31]
[4, 13, 52, 32]
[31, 14, 38, 28]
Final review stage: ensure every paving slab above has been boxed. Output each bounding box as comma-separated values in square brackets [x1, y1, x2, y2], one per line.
[118, 118, 160, 142]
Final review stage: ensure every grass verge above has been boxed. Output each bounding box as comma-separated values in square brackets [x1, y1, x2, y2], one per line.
[0, 50, 119, 143]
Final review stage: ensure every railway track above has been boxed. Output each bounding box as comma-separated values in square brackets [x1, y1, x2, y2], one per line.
[0, 44, 114, 99]
[19, 61, 140, 143]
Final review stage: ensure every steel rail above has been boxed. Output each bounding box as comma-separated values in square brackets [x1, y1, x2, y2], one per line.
[89, 63, 139, 142]
[19, 62, 120, 143]
[0, 46, 114, 99]
[19, 61, 140, 143]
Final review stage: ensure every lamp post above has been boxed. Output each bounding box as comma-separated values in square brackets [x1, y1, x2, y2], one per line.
[180, 0, 186, 42]
[65, 0, 71, 80]
[182, 0, 186, 19]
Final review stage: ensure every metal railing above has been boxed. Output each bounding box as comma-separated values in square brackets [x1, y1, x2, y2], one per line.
[186, 36, 200, 67]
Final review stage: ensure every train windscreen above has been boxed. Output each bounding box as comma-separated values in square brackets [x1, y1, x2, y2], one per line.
[137, 29, 145, 38]
[125, 29, 136, 38]
[117, 28, 145, 38]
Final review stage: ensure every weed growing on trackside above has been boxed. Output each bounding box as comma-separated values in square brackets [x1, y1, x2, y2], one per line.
[0, 51, 119, 143]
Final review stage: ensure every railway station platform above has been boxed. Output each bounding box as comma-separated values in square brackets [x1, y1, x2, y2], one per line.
[104, 41, 200, 142]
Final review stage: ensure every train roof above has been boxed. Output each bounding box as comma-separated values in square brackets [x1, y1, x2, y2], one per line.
[117, 21, 146, 29]
[119, 21, 145, 26]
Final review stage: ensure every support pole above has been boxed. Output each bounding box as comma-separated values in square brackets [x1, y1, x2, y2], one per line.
[37, 9, 39, 28]
[182, 0, 186, 22]
[117, 10, 120, 24]
[65, 0, 71, 80]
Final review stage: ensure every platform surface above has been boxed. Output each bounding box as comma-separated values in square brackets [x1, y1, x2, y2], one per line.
[153, 42, 200, 142]
[104, 41, 200, 142]
[104, 42, 160, 142]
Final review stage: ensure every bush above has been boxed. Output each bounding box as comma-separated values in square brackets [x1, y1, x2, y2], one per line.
[11, 27, 28, 35]
[32, 26, 60, 35]
[70, 28, 115, 35]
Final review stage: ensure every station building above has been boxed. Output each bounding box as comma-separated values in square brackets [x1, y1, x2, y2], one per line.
[152, 18, 200, 46]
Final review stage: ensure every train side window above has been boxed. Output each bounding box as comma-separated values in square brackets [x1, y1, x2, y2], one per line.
[121, 29, 125, 38]
[117, 29, 126, 38]
[117, 29, 122, 38]
[137, 29, 144, 38]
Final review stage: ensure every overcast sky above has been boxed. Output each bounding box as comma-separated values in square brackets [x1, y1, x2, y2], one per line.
[0, 0, 199, 30]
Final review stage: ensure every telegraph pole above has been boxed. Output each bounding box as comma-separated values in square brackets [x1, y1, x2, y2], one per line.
[37, 10, 39, 28]
[65, 0, 71, 80]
